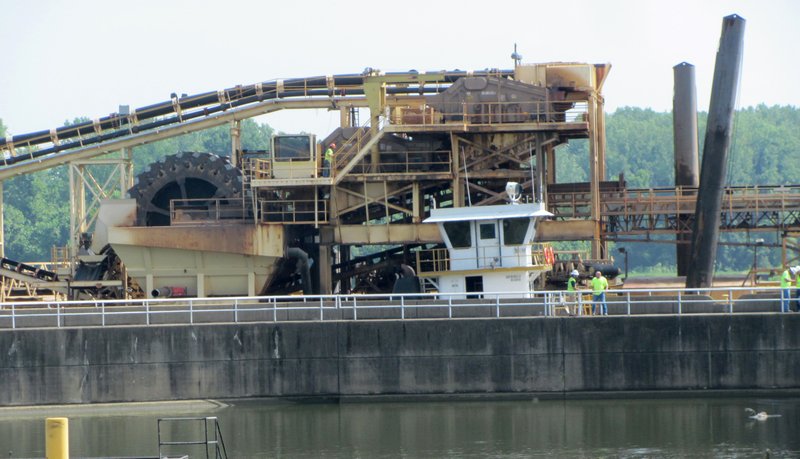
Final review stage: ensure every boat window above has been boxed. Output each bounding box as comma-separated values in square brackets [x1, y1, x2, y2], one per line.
[479, 223, 496, 240]
[443, 222, 471, 248]
[502, 218, 530, 245]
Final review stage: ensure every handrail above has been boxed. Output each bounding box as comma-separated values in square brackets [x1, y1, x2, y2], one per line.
[390, 100, 589, 126]
[158, 416, 228, 459]
[170, 198, 248, 225]
[416, 242, 551, 274]
[0, 286, 793, 329]
[259, 199, 328, 224]
[332, 120, 378, 171]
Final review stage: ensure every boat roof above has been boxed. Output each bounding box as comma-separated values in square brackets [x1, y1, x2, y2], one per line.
[423, 203, 553, 223]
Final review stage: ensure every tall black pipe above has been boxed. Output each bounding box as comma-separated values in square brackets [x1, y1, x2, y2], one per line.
[673, 62, 700, 276]
[686, 15, 745, 288]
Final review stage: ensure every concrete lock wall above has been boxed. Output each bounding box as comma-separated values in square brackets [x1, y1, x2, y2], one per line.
[0, 315, 798, 406]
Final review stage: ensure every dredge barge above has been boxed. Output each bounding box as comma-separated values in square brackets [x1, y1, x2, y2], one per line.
[1, 20, 799, 301]
[2, 60, 616, 300]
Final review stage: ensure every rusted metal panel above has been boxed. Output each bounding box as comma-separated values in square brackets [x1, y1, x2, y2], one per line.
[535, 220, 595, 241]
[428, 77, 550, 124]
[108, 224, 284, 257]
[333, 224, 442, 245]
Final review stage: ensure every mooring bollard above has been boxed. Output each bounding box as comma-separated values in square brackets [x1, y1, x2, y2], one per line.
[45, 417, 69, 459]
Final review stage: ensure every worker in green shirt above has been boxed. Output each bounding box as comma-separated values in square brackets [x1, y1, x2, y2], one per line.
[591, 270, 609, 315]
[780, 267, 793, 313]
[323, 142, 335, 177]
[794, 266, 800, 312]
[567, 269, 580, 315]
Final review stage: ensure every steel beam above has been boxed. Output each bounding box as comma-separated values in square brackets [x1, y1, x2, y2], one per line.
[331, 224, 442, 245]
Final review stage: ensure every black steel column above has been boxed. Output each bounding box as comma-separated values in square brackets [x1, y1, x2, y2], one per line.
[673, 62, 700, 276]
[686, 15, 746, 288]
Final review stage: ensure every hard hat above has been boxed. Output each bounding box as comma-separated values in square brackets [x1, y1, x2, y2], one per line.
[571, 270, 579, 277]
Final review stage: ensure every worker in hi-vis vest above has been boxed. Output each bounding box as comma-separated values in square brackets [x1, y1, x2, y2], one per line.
[591, 270, 609, 315]
[567, 269, 580, 315]
[781, 266, 794, 313]
[323, 142, 335, 177]
[794, 266, 800, 312]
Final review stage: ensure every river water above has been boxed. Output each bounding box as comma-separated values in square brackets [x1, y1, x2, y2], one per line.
[1, 396, 798, 458]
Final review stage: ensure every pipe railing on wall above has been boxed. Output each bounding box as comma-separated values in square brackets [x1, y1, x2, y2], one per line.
[0, 286, 794, 329]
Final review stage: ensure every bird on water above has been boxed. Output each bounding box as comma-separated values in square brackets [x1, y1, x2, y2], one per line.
[745, 407, 781, 421]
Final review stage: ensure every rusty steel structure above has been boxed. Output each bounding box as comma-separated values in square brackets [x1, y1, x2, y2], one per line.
[0, 62, 612, 298]
[1, 35, 799, 299]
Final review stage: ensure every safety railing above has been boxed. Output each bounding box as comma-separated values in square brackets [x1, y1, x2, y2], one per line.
[243, 157, 272, 180]
[51, 246, 70, 266]
[0, 286, 789, 329]
[260, 199, 328, 224]
[416, 243, 551, 274]
[389, 100, 589, 127]
[169, 198, 248, 225]
[158, 416, 228, 459]
[333, 124, 380, 173]
[245, 157, 324, 181]
[347, 149, 452, 175]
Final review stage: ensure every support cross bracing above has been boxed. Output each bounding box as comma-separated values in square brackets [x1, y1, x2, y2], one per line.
[68, 153, 133, 260]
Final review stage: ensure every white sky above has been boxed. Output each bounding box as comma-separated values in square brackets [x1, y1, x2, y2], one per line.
[1, 0, 797, 139]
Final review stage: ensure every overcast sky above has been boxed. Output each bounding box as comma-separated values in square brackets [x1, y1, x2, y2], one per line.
[1, 0, 797, 139]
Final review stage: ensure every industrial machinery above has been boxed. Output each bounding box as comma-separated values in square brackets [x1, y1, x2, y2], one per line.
[2, 48, 798, 299]
[0, 59, 616, 299]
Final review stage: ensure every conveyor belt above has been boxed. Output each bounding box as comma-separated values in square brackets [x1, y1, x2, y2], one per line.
[0, 257, 58, 282]
[0, 69, 513, 169]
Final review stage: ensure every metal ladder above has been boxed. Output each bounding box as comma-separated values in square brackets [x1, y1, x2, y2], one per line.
[158, 416, 228, 459]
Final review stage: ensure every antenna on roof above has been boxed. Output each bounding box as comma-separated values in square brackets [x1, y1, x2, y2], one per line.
[511, 43, 523, 66]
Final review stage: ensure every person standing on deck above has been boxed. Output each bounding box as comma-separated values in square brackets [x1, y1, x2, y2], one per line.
[780, 266, 793, 313]
[794, 266, 800, 312]
[323, 142, 335, 177]
[567, 270, 580, 315]
[591, 270, 609, 315]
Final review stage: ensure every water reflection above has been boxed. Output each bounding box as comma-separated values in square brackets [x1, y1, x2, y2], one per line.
[1, 397, 797, 458]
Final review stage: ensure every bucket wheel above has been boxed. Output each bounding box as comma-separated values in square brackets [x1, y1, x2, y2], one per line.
[128, 151, 243, 226]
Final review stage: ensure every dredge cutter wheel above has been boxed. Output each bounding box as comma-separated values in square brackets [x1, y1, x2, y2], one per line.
[128, 151, 244, 226]
[99, 152, 243, 299]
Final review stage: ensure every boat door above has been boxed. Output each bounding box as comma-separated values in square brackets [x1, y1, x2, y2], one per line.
[476, 221, 501, 268]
